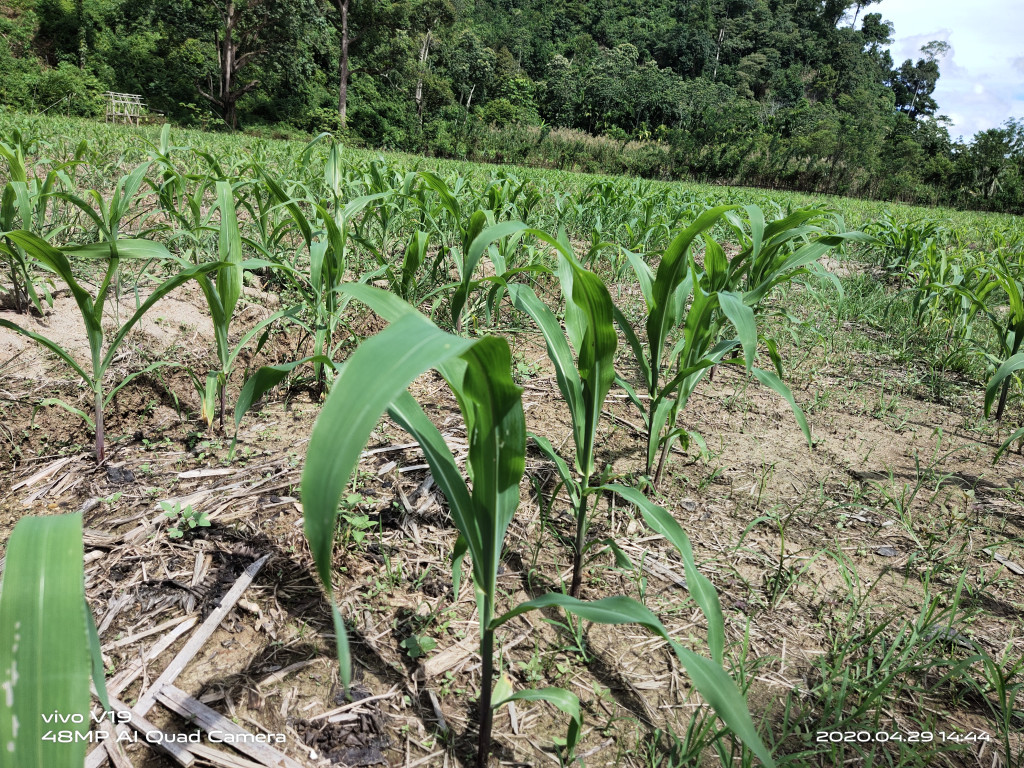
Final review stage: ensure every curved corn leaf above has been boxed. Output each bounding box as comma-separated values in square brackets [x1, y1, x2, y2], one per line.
[35, 397, 95, 428]
[302, 314, 475, 689]
[419, 171, 462, 221]
[302, 313, 474, 588]
[604, 485, 725, 664]
[234, 354, 337, 433]
[492, 593, 774, 767]
[751, 367, 812, 447]
[3, 230, 101, 338]
[0, 319, 93, 385]
[102, 261, 224, 374]
[985, 353, 1024, 416]
[387, 391, 474, 593]
[492, 684, 581, 758]
[994, 428, 1024, 463]
[528, 432, 579, 504]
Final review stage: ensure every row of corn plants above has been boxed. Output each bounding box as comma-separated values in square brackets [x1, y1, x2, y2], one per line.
[869, 214, 1024, 458]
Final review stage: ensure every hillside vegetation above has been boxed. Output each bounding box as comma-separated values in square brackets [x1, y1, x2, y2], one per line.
[1, 0, 1022, 212]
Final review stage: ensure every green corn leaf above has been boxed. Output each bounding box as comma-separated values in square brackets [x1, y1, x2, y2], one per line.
[102, 261, 224, 374]
[718, 291, 757, 371]
[419, 171, 462, 221]
[215, 181, 243, 320]
[492, 593, 774, 767]
[673, 645, 776, 768]
[0, 139, 28, 183]
[509, 283, 585, 460]
[703, 237, 729, 292]
[751, 368, 812, 448]
[646, 205, 737, 372]
[452, 219, 525, 329]
[259, 167, 313, 247]
[744, 232, 874, 305]
[985, 353, 1024, 416]
[492, 686, 582, 757]
[492, 593, 671, 633]
[604, 484, 725, 664]
[452, 336, 526, 619]
[994, 428, 1024, 463]
[612, 305, 653, 393]
[621, 248, 654, 308]
[570, 267, 618, 477]
[234, 354, 337, 433]
[527, 433, 580, 504]
[301, 312, 476, 690]
[402, 230, 429, 298]
[387, 391, 475, 559]
[61, 239, 173, 261]
[35, 398, 96, 429]
[3, 230, 101, 338]
[0, 320, 93, 386]
[302, 313, 474, 588]
[0, 512, 106, 768]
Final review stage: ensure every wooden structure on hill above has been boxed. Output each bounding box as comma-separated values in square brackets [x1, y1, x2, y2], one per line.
[105, 92, 165, 126]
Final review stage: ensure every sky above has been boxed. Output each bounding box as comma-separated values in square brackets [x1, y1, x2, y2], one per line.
[873, 0, 1023, 141]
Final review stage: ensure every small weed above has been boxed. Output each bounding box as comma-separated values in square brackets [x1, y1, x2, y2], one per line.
[161, 501, 210, 538]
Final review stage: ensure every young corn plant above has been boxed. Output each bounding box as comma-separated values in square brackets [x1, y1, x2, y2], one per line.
[51, 160, 159, 319]
[261, 163, 389, 391]
[975, 252, 1024, 424]
[301, 286, 776, 768]
[1, 182, 52, 314]
[615, 206, 812, 485]
[191, 180, 292, 426]
[418, 171, 500, 332]
[0, 231, 220, 462]
[504, 228, 618, 597]
[0, 132, 83, 313]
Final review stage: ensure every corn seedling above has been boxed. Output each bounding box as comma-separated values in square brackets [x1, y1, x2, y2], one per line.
[0, 230, 220, 461]
[615, 206, 812, 485]
[301, 285, 776, 767]
[189, 180, 295, 425]
[506, 228, 618, 597]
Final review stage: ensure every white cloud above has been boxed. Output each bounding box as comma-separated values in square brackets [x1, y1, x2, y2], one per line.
[875, 0, 1023, 140]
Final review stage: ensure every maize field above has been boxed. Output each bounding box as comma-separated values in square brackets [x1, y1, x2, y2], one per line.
[0, 112, 1022, 768]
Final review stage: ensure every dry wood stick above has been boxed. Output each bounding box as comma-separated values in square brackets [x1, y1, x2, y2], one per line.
[86, 555, 268, 768]
[157, 685, 303, 768]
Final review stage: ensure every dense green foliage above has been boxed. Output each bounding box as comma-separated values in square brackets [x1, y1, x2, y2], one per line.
[1, 0, 1022, 212]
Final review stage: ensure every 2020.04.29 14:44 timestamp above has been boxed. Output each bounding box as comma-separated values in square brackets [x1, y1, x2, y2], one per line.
[816, 731, 991, 743]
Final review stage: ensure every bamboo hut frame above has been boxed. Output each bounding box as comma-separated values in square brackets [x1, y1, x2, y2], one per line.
[105, 92, 145, 125]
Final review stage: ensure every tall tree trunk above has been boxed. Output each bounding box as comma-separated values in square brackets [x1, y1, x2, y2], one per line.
[712, 28, 725, 81]
[337, 0, 350, 127]
[199, 1, 262, 130]
[415, 29, 432, 127]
